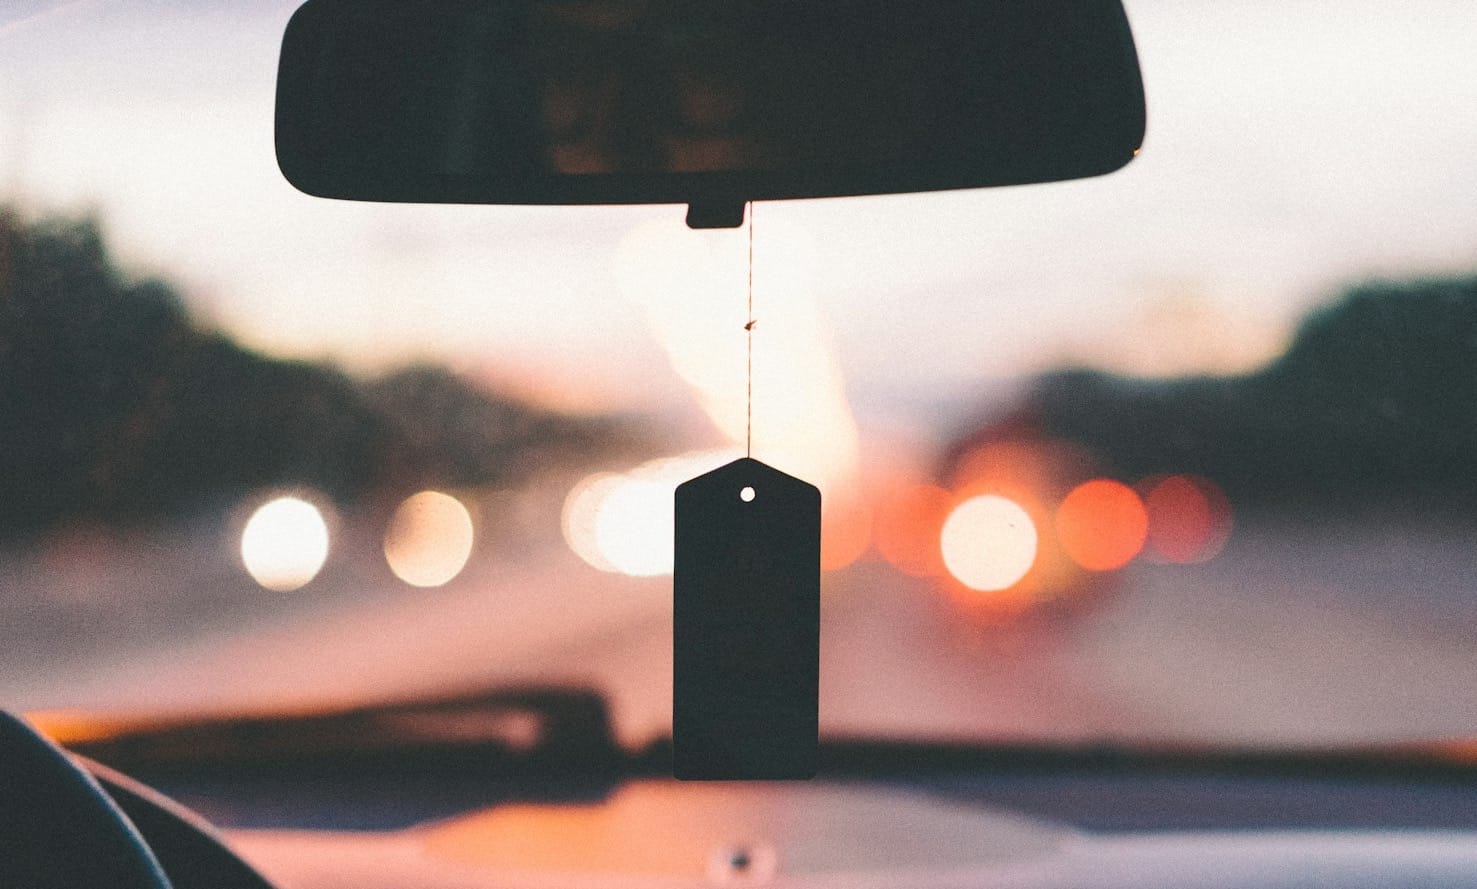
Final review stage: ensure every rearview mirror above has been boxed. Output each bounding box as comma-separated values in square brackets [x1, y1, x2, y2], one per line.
[276, 0, 1145, 226]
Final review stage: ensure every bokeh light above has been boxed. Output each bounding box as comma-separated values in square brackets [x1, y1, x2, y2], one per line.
[384, 491, 475, 587]
[240, 496, 329, 591]
[820, 492, 873, 572]
[1055, 479, 1149, 571]
[562, 450, 738, 577]
[946, 440, 1087, 602]
[595, 476, 674, 577]
[940, 495, 1038, 592]
[561, 472, 625, 574]
[951, 439, 1095, 504]
[874, 484, 951, 577]
[1143, 474, 1233, 563]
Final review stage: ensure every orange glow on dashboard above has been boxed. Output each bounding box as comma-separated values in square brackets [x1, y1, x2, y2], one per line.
[1055, 479, 1148, 571]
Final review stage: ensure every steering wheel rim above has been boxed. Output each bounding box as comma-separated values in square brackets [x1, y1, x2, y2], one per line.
[0, 710, 172, 889]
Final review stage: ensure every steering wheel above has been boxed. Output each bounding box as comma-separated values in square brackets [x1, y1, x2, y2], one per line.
[0, 711, 274, 889]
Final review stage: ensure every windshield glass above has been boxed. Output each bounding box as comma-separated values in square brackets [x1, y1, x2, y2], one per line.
[4, 0, 1477, 752]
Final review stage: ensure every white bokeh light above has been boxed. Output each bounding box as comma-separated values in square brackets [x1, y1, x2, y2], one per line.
[940, 495, 1038, 592]
[240, 496, 330, 591]
[562, 450, 738, 577]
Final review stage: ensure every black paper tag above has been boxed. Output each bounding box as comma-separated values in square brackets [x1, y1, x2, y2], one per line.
[673, 457, 820, 780]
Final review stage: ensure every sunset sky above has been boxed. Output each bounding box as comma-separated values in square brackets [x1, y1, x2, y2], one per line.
[3, 0, 1476, 420]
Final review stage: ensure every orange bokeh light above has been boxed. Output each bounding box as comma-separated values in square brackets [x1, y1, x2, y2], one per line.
[1055, 479, 1148, 571]
[821, 494, 872, 572]
[384, 491, 475, 587]
[952, 440, 1093, 501]
[1142, 474, 1233, 563]
[874, 484, 951, 576]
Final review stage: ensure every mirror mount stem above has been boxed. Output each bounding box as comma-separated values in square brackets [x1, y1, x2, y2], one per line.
[686, 202, 747, 230]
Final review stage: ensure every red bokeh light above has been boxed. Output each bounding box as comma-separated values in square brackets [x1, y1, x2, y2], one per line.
[1142, 474, 1232, 563]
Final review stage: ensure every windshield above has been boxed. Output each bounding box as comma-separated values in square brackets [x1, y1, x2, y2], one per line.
[3, 0, 1477, 753]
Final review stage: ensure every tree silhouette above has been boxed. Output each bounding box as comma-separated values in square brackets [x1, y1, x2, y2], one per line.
[954, 275, 1477, 512]
[0, 209, 636, 542]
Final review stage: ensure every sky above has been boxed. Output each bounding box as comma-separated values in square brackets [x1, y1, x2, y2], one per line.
[3, 0, 1477, 422]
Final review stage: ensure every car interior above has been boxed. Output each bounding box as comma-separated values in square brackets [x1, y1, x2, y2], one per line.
[4, 0, 1477, 887]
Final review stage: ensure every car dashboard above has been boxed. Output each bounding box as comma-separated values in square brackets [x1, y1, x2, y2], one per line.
[216, 777, 1477, 889]
[112, 733, 1477, 889]
[15, 691, 1477, 889]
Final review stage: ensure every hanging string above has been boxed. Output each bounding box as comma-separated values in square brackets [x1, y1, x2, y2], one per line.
[745, 201, 755, 457]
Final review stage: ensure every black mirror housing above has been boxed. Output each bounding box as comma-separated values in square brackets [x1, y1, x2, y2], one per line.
[276, 0, 1146, 224]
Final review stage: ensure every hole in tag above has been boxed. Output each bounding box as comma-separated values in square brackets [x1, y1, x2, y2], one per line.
[740, 486, 756, 502]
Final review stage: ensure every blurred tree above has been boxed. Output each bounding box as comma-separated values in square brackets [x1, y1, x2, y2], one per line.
[364, 364, 625, 490]
[952, 275, 1477, 512]
[0, 209, 637, 543]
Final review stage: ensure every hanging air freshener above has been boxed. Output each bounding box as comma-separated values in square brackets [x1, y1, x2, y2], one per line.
[672, 204, 821, 780]
[673, 457, 820, 779]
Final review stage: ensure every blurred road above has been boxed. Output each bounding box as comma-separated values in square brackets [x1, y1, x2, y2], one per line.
[5, 508, 1477, 749]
